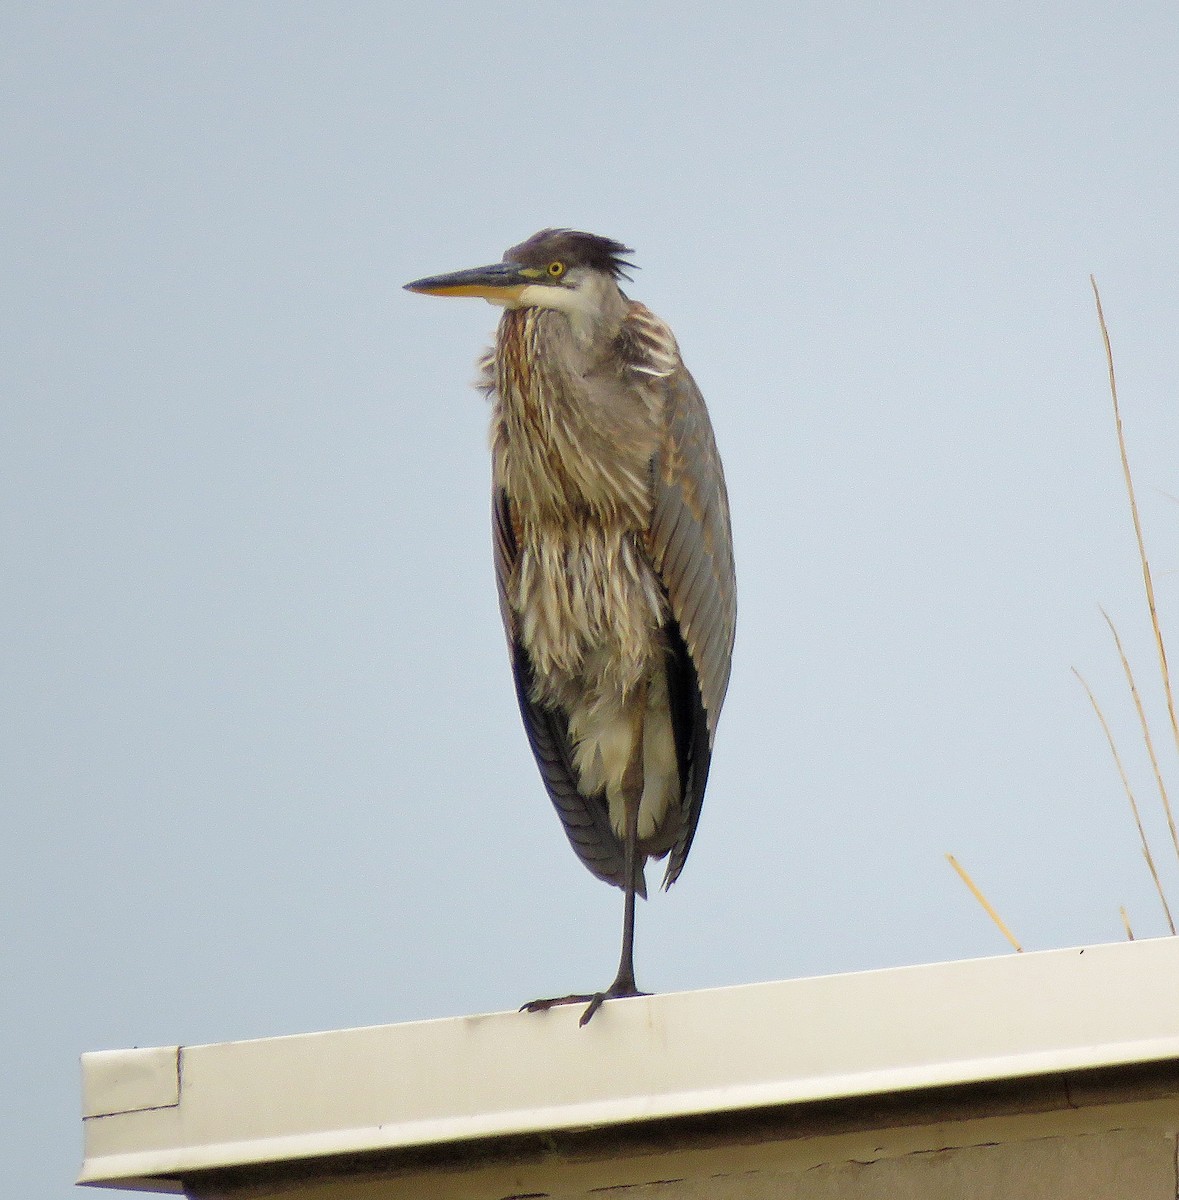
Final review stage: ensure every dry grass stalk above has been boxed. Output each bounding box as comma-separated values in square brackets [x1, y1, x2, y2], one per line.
[945, 853, 1023, 951]
[1091, 276, 1179, 853]
[1072, 666, 1176, 934]
[1100, 607, 1179, 864]
[1119, 906, 1135, 940]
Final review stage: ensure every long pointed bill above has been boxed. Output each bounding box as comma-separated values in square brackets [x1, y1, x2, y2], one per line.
[403, 260, 535, 304]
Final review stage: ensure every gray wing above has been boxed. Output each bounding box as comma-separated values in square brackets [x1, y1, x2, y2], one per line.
[645, 357, 737, 889]
[492, 489, 632, 891]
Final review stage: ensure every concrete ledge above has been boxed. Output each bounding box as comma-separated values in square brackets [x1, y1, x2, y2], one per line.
[79, 938, 1179, 1193]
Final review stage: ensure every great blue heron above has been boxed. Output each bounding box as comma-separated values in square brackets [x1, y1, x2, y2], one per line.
[406, 229, 735, 1023]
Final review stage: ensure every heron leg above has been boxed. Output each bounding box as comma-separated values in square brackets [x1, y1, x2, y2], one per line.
[578, 686, 650, 1026]
[521, 685, 651, 1025]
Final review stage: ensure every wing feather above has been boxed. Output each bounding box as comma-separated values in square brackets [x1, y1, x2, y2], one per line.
[625, 306, 736, 889]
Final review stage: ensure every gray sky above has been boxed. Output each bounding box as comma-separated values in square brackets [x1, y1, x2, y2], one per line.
[5, 4, 1179, 1196]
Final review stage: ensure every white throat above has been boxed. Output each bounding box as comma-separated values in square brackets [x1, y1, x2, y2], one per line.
[503, 273, 615, 343]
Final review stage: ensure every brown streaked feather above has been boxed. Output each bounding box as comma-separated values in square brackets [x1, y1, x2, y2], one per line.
[493, 488, 634, 891]
[488, 293, 733, 896]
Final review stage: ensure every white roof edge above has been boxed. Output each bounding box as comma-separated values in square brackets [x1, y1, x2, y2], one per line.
[79, 938, 1179, 1188]
[81, 1046, 180, 1118]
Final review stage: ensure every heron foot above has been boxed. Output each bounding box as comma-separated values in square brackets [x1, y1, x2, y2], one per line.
[521, 981, 650, 1026]
[520, 992, 597, 1015]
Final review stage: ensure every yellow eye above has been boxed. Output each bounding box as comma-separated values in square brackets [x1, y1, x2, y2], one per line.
[547, 261, 565, 278]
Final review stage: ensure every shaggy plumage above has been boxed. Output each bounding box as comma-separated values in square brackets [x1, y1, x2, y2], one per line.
[407, 229, 735, 1017]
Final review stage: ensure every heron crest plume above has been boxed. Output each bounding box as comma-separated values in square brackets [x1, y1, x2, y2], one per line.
[505, 229, 636, 281]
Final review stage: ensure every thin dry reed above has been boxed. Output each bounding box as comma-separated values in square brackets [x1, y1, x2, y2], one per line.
[1077, 278, 1179, 939]
[1091, 277, 1179, 865]
[1100, 608, 1178, 868]
[945, 854, 1023, 951]
[1073, 667, 1176, 934]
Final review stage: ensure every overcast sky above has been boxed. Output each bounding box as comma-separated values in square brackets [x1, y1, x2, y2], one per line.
[5, 4, 1179, 1197]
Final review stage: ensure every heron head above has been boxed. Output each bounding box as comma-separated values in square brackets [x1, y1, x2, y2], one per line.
[404, 229, 635, 313]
